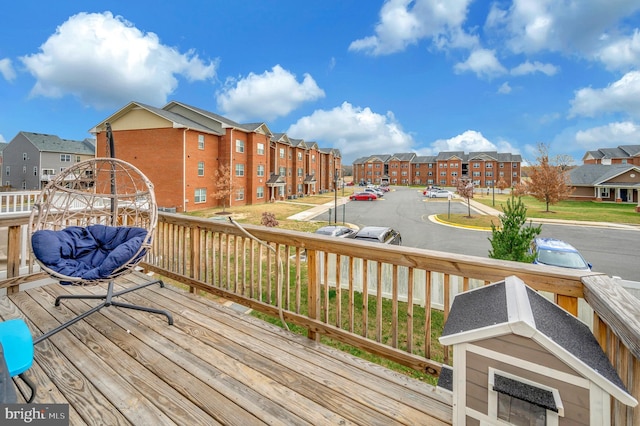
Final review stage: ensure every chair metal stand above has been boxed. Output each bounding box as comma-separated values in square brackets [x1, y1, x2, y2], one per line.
[16, 372, 36, 403]
[34, 280, 173, 345]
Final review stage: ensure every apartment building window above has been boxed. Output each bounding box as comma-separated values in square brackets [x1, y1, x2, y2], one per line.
[6, 165, 11, 176]
[22, 181, 27, 190]
[499, 163, 504, 168]
[450, 162, 458, 167]
[513, 172, 518, 177]
[23, 166, 27, 173]
[297, 184, 303, 194]
[288, 149, 292, 159]
[473, 163, 480, 168]
[486, 171, 493, 177]
[312, 154, 315, 162]
[257, 143, 265, 155]
[194, 188, 206, 203]
[279, 148, 285, 159]
[42, 168, 54, 176]
[235, 164, 245, 176]
[297, 168, 303, 177]
[440, 180, 447, 185]
[197, 161, 205, 176]
[392, 171, 397, 176]
[473, 171, 481, 177]
[427, 179, 434, 185]
[428, 163, 433, 168]
[60, 154, 71, 162]
[288, 168, 292, 176]
[499, 171, 505, 177]
[236, 140, 245, 153]
[401, 171, 407, 176]
[257, 165, 265, 177]
[257, 186, 264, 199]
[375, 163, 381, 168]
[428, 171, 433, 176]
[297, 152, 302, 161]
[486, 163, 493, 168]
[486, 180, 494, 186]
[440, 171, 446, 176]
[236, 188, 244, 201]
[198, 135, 205, 149]
[415, 171, 420, 176]
[33, 166, 38, 176]
[451, 172, 458, 177]
[513, 163, 518, 168]
[76, 155, 81, 162]
[279, 167, 286, 176]
[23, 153, 27, 160]
[367, 163, 373, 169]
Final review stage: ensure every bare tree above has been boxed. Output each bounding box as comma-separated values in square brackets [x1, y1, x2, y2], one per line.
[456, 177, 474, 218]
[553, 153, 575, 172]
[496, 177, 509, 193]
[528, 143, 574, 212]
[213, 165, 233, 213]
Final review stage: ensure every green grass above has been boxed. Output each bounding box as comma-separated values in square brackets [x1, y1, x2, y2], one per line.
[473, 194, 640, 224]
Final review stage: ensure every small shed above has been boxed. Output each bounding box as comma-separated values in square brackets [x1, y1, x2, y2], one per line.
[438, 275, 637, 425]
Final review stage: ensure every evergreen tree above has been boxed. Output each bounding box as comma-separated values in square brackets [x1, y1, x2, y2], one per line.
[488, 196, 542, 262]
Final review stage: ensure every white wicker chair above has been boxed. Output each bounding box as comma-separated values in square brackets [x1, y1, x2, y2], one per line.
[29, 157, 173, 344]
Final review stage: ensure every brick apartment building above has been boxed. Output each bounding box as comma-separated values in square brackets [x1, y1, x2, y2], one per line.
[92, 101, 341, 212]
[353, 151, 521, 188]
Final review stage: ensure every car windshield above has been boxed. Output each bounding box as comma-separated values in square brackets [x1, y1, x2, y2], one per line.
[537, 249, 589, 269]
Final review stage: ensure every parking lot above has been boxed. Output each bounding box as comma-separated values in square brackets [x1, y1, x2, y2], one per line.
[314, 186, 640, 281]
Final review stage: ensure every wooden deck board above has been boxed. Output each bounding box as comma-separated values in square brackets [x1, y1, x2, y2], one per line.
[0, 273, 452, 426]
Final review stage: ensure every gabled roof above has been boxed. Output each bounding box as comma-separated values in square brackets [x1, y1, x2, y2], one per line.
[389, 152, 416, 162]
[582, 144, 640, 161]
[290, 138, 307, 149]
[436, 151, 465, 161]
[90, 101, 221, 135]
[568, 164, 640, 186]
[0, 142, 9, 153]
[18, 132, 95, 155]
[468, 151, 498, 161]
[303, 174, 316, 184]
[271, 133, 291, 145]
[440, 276, 637, 407]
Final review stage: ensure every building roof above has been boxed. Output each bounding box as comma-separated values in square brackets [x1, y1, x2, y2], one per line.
[19, 132, 95, 155]
[439, 276, 637, 407]
[568, 164, 640, 186]
[583, 144, 640, 161]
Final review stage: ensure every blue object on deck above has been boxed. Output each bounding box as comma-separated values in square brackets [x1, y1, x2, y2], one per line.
[0, 318, 36, 402]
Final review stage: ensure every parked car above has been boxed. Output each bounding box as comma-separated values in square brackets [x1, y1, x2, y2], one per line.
[364, 188, 384, 197]
[425, 189, 454, 198]
[530, 238, 592, 271]
[350, 192, 377, 201]
[314, 225, 357, 238]
[354, 226, 402, 245]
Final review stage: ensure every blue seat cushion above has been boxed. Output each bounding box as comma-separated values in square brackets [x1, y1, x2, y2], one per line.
[31, 225, 147, 282]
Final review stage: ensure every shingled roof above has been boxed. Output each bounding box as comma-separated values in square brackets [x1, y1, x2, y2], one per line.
[20, 132, 95, 155]
[568, 164, 640, 186]
[439, 275, 637, 407]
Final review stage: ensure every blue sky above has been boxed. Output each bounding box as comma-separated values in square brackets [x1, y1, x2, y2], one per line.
[2, 1, 640, 164]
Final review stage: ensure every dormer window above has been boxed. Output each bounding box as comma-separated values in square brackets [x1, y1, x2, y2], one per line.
[489, 369, 562, 426]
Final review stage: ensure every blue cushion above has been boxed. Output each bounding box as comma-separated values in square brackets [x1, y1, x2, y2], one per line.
[31, 225, 147, 282]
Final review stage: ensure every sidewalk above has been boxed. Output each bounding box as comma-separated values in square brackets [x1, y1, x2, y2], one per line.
[287, 197, 351, 221]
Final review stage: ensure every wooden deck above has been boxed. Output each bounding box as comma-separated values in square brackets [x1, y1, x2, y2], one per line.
[1, 272, 452, 425]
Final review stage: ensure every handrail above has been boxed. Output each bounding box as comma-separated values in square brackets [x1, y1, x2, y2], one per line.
[1, 210, 638, 422]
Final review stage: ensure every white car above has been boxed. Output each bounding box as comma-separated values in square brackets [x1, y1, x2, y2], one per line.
[427, 189, 454, 198]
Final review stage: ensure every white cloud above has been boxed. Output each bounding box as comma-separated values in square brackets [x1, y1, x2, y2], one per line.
[510, 60, 558, 76]
[454, 48, 506, 79]
[20, 12, 217, 109]
[430, 130, 515, 153]
[349, 0, 472, 55]
[595, 29, 640, 71]
[487, 0, 640, 58]
[569, 71, 640, 118]
[216, 65, 325, 122]
[286, 102, 414, 163]
[498, 82, 512, 94]
[0, 58, 16, 81]
[574, 121, 640, 149]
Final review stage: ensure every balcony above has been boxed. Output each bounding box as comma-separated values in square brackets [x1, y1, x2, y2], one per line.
[0, 212, 639, 424]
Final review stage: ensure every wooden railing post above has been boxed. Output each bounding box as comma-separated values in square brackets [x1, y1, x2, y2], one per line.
[306, 249, 320, 341]
[7, 225, 21, 280]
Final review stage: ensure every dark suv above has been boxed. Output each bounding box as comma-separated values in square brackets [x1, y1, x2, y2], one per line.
[354, 226, 402, 245]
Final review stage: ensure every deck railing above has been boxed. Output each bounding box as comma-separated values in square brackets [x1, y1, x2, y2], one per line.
[0, 211, 638, 423]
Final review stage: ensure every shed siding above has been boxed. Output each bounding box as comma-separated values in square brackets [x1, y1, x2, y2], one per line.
[466, 349, 591, 425]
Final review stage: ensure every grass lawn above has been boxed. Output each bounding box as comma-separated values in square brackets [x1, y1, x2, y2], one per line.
[471, 193, 640, 224]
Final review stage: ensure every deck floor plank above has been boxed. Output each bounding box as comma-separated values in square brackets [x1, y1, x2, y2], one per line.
[1, 274, 452, 426]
